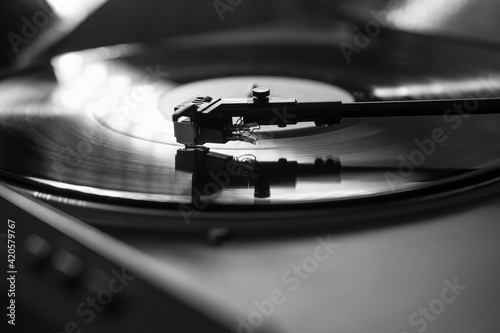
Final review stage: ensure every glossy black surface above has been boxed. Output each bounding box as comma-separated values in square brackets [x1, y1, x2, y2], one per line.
[1, 26, 500, 215]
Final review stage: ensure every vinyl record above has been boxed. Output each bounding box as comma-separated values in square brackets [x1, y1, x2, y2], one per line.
[1, 28, 500, 229]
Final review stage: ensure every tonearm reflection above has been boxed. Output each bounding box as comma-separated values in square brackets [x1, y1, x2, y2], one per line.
[175, 147, 469, 202]
[176, 147, 341, 200]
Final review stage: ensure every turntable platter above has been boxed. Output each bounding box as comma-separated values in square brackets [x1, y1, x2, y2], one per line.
[1, 30, 500, 228]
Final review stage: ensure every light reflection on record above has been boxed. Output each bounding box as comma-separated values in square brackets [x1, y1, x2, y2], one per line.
[1, 29, 500, 211]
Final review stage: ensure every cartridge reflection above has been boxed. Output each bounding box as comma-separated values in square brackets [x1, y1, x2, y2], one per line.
[175, 147, 341, 202]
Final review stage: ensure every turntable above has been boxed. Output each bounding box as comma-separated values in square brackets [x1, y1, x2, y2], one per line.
[2, 1, 500, 333]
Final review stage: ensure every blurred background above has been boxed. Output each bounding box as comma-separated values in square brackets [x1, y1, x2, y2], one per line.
[2, 0, 500, 72]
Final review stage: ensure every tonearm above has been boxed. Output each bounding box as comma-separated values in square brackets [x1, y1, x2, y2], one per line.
[169, 87, 500, 146]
